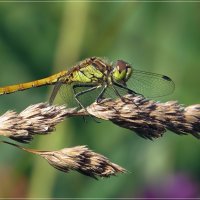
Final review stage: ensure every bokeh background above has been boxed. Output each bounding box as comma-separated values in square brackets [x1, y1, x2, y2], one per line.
[0, 2, 200, 198]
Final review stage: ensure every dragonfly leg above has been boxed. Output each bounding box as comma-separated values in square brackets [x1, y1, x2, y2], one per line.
[113, 81, 138, 95]
[96, 84, 107, 103]
[73, 85, 101, 123]
[111, 85, 124, 99]
[113, 81, 142, 107]
[71, 84, 100, 123]
[73, 83, 97, 94]
[72, 84, 99, 109]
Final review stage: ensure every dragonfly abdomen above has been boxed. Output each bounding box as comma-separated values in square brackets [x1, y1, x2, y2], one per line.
[0, 70, 67, 95]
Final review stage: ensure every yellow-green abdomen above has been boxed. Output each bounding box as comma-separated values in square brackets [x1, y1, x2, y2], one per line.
[0, 70, 67, 95]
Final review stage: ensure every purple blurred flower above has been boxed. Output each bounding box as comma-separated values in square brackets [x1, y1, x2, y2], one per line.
[141, 173, 200, 198]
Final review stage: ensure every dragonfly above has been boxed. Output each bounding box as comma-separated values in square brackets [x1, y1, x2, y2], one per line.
[0, 57, 175, 108]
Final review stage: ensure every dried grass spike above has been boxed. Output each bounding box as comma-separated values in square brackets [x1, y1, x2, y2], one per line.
[0, 103, 77, 143]
[87, 95, 200, 139]
[1, 141, 126, 179]
[0, 95, 200, 142]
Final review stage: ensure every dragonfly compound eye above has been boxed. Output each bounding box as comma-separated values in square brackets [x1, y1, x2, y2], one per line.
[112, 60, 132, 82]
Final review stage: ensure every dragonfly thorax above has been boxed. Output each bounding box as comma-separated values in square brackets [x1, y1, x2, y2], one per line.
[111, 60, 132, 84]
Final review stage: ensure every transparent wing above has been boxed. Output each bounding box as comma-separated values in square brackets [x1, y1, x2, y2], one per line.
[125, 69, 175, 98]
[104, 85, 128, 99]
[56, 83, 96, 107]
[58, 83, 125, 108]
[57, 83, 77, 107]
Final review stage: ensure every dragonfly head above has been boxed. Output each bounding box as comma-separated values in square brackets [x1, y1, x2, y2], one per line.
[112, 60, 132, 83]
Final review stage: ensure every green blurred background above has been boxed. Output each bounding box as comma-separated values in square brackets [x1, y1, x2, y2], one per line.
[0, 2, 200, 198]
